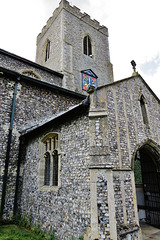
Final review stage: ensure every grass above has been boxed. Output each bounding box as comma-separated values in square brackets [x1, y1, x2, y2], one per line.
[0, 224, 51, 240]
[0, 224, 83, 240]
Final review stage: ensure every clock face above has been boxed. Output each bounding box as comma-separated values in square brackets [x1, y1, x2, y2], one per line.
[82, 74, 96, 91]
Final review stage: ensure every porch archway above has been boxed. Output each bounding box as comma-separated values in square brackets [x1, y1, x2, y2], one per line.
[132, 140, 160, 228]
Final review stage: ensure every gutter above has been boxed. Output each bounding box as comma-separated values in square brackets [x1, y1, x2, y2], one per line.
[0, 76, 20, 218]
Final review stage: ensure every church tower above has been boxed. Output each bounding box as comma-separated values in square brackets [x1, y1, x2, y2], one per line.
[36, 0, 114, 93]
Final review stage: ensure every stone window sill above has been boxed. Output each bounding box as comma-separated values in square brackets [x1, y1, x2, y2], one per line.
[38, 185, 59, 192]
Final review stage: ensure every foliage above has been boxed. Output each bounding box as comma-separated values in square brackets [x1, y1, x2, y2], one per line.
[1, 212, 83, 240]
[0, 224, 83, 240]
[134, 159, 142, 184]
[14, 212, 56, 239]
[0, 224, 45, 240]
[45, 231, 56, 240]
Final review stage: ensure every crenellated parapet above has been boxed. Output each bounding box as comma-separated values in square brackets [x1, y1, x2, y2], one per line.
[37, 0, 108, 42]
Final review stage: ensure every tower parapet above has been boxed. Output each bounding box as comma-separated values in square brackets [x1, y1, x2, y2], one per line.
[37, 0, 108, 44]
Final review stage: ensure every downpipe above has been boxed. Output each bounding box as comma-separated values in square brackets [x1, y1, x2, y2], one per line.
[0, 76, 20, 219]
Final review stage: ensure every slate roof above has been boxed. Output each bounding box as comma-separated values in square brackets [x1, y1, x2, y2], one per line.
[20, 97, 89, 137]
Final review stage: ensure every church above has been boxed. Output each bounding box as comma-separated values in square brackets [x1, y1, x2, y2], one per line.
[0, 0, 160, 239]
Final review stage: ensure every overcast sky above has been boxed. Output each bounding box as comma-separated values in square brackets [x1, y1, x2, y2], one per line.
[0, 0, 160, 98]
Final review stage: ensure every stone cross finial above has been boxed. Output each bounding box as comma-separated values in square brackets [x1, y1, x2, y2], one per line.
[131, 60, 138, 76]
[131, 60, 136, 72]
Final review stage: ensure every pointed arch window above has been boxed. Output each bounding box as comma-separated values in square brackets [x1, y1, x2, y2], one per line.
[83, 35, 92, 57]
[44, 152, 50, 185]
[140, 95, 148, 125]
[45, 40, 50, 62]
[53, 150, 58, 186]
[39, 133, 60, 190]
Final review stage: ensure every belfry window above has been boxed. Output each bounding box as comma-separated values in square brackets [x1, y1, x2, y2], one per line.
[140, 95, 148, 125]
[45, 40, 50, 62]
[83, 35, 92, 57]
[39, 133, 60, 189]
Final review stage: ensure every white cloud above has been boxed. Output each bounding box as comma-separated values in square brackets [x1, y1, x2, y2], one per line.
[140, 55, 160, 76]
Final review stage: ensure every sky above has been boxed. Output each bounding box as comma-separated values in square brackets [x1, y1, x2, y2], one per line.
[0, 0, 160, 98]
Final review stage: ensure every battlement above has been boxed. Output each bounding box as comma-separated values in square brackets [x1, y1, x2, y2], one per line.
[37, 0, 108, 42]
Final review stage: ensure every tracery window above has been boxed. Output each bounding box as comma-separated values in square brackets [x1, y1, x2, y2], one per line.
[45, 40, 50, 62]
[83, 35, 92, 57]
[39, 133, 60, 189]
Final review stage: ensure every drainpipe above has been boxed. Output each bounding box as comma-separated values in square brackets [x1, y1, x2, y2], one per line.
[13, 136, 23, 216]
[0, 76, 20, 219]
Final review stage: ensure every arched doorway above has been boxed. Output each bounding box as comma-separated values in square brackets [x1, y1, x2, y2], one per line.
[134, 142, 160, 228]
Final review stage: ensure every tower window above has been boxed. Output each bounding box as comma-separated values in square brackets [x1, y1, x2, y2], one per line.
[83, 36, 92, 57]
[140, 95, 148, 125]
[45, 40, 50, 62]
